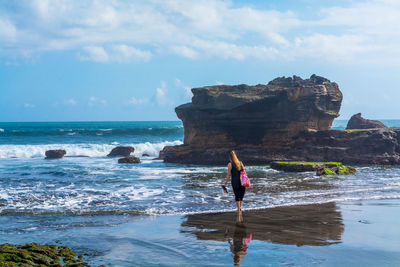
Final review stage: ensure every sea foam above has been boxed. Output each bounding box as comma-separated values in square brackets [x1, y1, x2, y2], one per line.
[0, 140, 183, 158]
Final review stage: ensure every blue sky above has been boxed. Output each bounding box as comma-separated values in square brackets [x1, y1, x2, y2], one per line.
[1, 0, 399, 121]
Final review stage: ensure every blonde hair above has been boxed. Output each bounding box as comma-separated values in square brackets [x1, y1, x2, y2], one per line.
[230, 151, 242, 171]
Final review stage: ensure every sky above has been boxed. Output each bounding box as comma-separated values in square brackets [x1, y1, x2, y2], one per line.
[1, 0, 400, 121]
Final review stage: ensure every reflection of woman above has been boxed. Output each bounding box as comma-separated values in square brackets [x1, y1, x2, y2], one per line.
[223, 151, 246, 213]
[228, 223, 252, 266]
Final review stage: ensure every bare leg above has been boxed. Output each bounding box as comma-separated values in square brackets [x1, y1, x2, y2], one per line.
[239, 201, 243, 212]
[236, 201, 240, 212]
[236, 210, 243, 223]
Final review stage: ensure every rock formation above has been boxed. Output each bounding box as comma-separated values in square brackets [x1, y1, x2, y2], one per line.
[176, 74, 342, 149]
[162, 75, 400, 165]
[45, 149, 66, 159]
[346, 113, 386, 129]
[107, 146, 134, 157]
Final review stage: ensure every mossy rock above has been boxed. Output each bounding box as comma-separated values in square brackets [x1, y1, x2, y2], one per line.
[118, 156, 141, 164]
[0, 243, 89, 266]
[270, 161, 342, 172]
[316, 165, 356, 176]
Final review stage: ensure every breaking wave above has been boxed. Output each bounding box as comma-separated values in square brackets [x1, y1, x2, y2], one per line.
[0, 140, 183, 158]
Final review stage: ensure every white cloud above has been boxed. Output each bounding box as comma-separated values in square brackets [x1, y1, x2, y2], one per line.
[79, 45, 151, 63]
[88, 96, 107, 106]
[171, 46, 199, 59]
[128, 97, 148, 105]
[24, 103, 35, 108]
[65, 98, 77, 105]
[1, 0, 400, 64]
[81, 46, 109, 62]
[174, 78, 192, 99]
[0, 18, 17, 42]
[155, 82, 169, 106]
[111, 45, 152, 62]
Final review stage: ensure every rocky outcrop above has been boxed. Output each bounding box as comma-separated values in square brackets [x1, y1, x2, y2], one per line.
[162, 75, 400, 165]
[346, 113, 386, 129]
[118, 156, 140, 164]
[289, 128, 400, 165]
[45, 149, 66, 159]
[270, 161, 342, 172]
[176, 74, 342, 150]
[107, 146, 134, 157]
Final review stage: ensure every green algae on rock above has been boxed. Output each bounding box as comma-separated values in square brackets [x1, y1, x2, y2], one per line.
[0, 243, 89, 266]
[118, 156, 141, 164]
[270, 161, 342, 172]
[270, 161, 356, 176]
[316, 165, 356, 176]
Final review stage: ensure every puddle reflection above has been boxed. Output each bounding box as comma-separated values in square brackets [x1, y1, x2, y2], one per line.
[181, 202, 343, 265]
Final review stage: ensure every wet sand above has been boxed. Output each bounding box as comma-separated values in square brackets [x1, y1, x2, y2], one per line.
[1, 199, 399, 266]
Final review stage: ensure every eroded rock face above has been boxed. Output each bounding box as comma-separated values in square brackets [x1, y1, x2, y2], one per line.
[346, 113, 387, 129]
[162, 75, 400, 165]
[290, 128, 400, 165]
[107, 146, 134, 157]
[176, 75, 342, 149]
[45, 149, 66, 159]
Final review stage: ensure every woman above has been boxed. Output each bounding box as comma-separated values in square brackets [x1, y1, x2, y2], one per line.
[223, 151, 246, 213]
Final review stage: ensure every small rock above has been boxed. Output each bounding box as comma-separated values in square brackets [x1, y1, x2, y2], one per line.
[316, 165, 356, 176]
[107, 146, 134, 157]
[45, 149, 66, 159]
[118, 156, 141, 164]
[142, 153, 150, 157]
[346, 113, 386, 129]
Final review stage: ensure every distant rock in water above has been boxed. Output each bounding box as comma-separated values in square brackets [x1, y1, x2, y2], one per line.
[346, 113, 386, 129]
[161, 75, 400, 165]
[118, 156, 140, 164]
[142, 153, 150, 157]
[107, 146, 134, 157]
[45, 149, 66, 159]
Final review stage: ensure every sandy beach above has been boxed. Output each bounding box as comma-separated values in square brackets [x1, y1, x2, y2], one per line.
[1, 199, 399, 266]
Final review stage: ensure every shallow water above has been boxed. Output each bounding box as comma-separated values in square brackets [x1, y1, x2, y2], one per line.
[1, 120, 400, 265]
[1, 120, 400, 215]
[1, 200, 399, 266]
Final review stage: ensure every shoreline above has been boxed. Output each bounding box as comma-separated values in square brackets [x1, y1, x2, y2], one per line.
[1, 198, 399, 266]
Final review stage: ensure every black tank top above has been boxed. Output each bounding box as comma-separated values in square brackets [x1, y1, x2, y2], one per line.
[230, 161, 242, 188]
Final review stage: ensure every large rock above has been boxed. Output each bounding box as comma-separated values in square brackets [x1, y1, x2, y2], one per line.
[162, 75, 400, 165]
[45, 149, 66, 159]
[346, 113, 386, 129]
[176, 74, 342, 149]
[107, 146, 134, 157]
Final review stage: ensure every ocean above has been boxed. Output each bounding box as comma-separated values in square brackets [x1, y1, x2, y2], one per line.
[1, 120, 400, 266]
